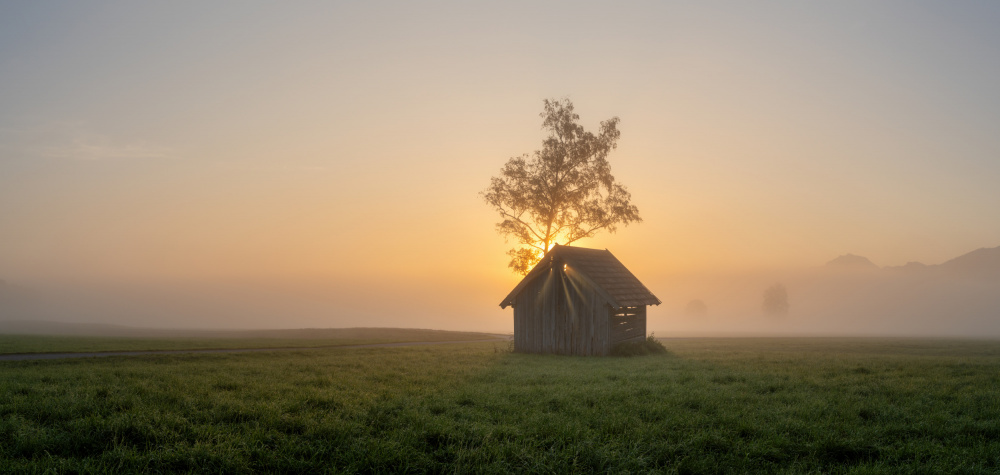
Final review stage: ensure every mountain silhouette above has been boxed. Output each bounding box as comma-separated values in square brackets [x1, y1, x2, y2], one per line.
[884, 261, 929, 273]
[826, 254, 878, 269]
[828, 245, 1000, 279]
[873, 245, 1000, 278]
[937, 246, 1000, 278]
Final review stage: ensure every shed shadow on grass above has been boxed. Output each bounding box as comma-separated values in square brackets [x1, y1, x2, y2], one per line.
[610, 334, 672, 357]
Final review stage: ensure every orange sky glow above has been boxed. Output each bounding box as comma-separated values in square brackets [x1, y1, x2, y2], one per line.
[2, 2, 1000, 334]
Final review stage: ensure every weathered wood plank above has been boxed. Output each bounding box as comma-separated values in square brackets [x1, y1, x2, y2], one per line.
[511, 261, 649, 356]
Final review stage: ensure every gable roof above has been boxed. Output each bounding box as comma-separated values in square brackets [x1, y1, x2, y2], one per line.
[499, 244, 661, 309]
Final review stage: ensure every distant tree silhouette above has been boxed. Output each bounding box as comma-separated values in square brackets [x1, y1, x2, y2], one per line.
[482, 99, 642, 274]
[762, 283, 789, 316]
[684, 299, 708, 317]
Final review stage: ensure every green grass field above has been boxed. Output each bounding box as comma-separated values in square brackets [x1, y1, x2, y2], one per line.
[2, 337, 1000, 473]
[0, 327, 499, 355]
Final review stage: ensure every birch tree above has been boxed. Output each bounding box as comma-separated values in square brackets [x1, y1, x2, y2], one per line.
[482, 99, 642, 274]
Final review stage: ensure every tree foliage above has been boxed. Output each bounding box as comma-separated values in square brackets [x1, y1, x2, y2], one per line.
[482, 99, 642, 274]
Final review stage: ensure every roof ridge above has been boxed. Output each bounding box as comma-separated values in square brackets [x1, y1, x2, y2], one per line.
[499, 245, 660, 308]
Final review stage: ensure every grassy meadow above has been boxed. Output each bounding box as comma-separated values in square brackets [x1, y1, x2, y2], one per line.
[0, 327, 499, 355]
[2, 337, 1000, 472]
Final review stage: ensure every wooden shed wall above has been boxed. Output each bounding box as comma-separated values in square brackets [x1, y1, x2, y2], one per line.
[514, 267, 632, 356]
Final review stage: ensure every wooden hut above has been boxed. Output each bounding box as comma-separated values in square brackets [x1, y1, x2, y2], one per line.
[499, 244, 661, 356]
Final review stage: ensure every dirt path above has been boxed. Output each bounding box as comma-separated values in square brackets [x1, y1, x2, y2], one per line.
[0, 338, 511, 362]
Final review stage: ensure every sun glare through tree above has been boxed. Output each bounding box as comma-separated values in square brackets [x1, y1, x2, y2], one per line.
[482, 98, 642, 274]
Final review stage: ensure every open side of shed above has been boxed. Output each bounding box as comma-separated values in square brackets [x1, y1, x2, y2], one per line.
[500, 245, 660, 356]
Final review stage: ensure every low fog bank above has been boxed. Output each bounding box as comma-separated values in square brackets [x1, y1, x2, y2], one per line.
[0, 277, 513, 334]
[3, 246, 1000, 338]
[0, 320, 498, 341]
[648, 247, 1000, 338]
[649, 271, 1000, 337]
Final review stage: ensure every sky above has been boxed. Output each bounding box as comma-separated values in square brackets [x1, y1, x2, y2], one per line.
[2, 1, 1000, 332]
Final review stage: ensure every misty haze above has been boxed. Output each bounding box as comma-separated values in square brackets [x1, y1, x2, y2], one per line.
[3, 1, 1000, 472]
[5, 245, 1000, 338]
